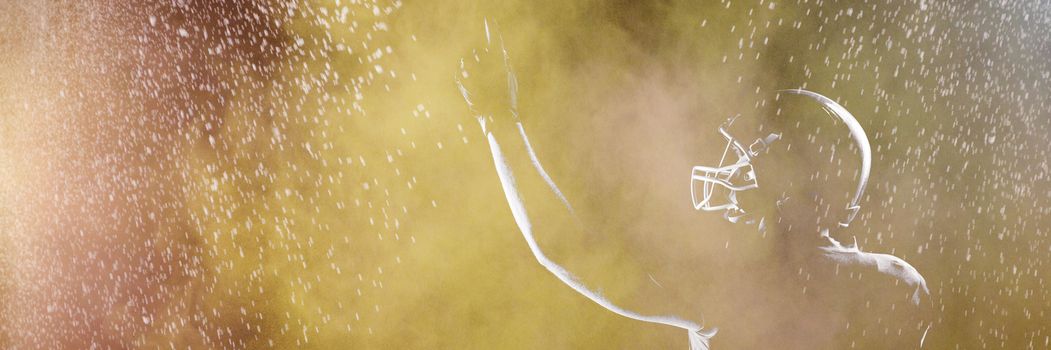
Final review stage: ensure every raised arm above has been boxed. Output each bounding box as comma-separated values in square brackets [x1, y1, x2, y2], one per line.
[457, 20, 714, 349]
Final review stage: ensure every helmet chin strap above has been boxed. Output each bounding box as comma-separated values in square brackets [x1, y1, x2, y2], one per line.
[778, 89, 871, 228]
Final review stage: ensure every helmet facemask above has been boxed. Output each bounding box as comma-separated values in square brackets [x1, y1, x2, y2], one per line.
[691, 117, 781, 224]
